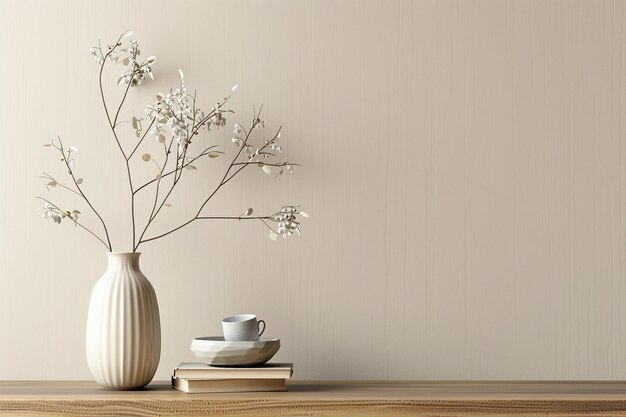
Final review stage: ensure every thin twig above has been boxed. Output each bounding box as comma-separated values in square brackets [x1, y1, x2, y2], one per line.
[197, 216, 271, 220]
[231, 162, 298, 167]
[98, 37, 128, 160]
[197, 107, 265, 215]
[56, 137, 112, 251]
[40, 173, 82, 198]
[259, 218, 277, 233]
[113, 72, 133, 127]
[134, 136, 177, 249]
[98, 38, 137, 249]
[139, 215, 279, 245]
[133, 145, 219, 194]
[222, 123, 280, 185]
[133, 101, 235, 249]
[127, 116, 157, 160]
[137, 218, 196, 245]
[36, 197, 110, 250]
[136, 109, 269, 248]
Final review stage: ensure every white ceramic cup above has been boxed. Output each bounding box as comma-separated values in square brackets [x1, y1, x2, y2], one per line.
[222, 314, 266, 341]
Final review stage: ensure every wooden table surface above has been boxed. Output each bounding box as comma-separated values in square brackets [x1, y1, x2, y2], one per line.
[1, 381, 626, 416]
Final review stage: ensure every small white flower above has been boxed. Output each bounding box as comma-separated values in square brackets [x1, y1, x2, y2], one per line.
[267, 205, 306, 239]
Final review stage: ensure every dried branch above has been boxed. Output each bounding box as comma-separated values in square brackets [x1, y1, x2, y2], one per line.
[36, 197, 110, 250]
[98, 38, 138, 249]
[41, 32, 304, 253]
[136, 108, 292, 247]
[55, 137, 112, 251]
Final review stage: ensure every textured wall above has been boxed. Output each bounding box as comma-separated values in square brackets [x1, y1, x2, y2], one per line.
[1, 0, 625, 380]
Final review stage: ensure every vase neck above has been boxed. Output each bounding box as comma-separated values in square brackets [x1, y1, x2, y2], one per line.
[106, 252, 141, 269]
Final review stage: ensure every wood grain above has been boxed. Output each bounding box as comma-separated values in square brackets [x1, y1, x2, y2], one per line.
[2, 382, 626, 416]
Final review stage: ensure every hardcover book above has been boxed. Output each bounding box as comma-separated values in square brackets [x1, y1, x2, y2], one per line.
[172, 362, 293, 380]
[172, 377, 287, 394]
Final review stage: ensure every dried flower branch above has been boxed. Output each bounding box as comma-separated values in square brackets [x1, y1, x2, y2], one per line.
[39, 31, 307, 252]
[38, 137, 112, 251]
[198, 205, 309, 241]
[37, 197, 109, 250]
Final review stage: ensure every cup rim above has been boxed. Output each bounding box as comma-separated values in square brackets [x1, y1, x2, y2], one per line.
[223, 314, 256, 323]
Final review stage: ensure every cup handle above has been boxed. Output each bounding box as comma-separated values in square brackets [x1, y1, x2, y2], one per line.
[257, 319, 266, 338]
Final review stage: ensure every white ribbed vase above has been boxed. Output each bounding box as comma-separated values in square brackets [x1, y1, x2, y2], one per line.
[86, 252, 161, 390]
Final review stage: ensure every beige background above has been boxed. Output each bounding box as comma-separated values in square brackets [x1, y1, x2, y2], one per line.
[1, 0, 625, 381]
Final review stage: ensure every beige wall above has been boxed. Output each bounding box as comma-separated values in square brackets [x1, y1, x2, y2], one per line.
[1, 0, 625, 380]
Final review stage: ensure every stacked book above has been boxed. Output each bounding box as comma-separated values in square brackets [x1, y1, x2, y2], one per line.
[171, 362, 293, 393]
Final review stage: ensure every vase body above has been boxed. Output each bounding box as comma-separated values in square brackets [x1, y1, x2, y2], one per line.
[86, 252, 161, 390]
